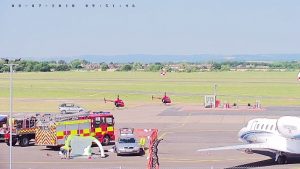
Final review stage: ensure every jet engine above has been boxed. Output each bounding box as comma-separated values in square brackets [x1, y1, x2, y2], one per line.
[277, 116, 300, 139]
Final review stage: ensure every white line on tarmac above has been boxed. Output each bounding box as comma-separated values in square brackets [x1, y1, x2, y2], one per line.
[158, 112, 192, 139]
[0, 160, 142, 164]
[0, 157, 262, 164]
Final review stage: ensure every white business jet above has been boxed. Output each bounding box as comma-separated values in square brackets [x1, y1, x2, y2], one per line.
[197, 116, 300, 164]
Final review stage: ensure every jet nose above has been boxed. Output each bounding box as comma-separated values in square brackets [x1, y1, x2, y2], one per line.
[238, 127, 248, 139]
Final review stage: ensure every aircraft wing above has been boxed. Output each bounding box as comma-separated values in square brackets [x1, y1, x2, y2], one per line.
[197, 143, 293, 153]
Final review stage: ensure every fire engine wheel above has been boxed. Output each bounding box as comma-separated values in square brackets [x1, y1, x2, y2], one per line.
[19, 136, 30, 147]
[6, 140, 17, 146]
[103, 135, 110, 146]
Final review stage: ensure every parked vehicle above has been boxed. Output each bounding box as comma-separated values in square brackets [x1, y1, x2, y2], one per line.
[58, 103, 85, 114]
[0, 115, 7, 141]
[4, 114, 38, 146]
[114, 128, 143, 156]
[35, 111, 115, 146]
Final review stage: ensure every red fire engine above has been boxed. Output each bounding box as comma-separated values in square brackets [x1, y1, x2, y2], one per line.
[4, 114, 38, 147]
[35, 111, 115, 147]
[0, 115, 8, 141]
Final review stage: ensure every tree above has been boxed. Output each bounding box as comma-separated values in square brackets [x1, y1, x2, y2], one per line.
[132, 62, 143, 71]
[81, 60, 89, 65]
[120, 64, 132, 71]
[211, 63, 221, 70]
[33, 63, 42, 72]
[101, 64, 109, 71]
[0, 63, 4, 72]
[56, 64, 70, 71]
[24, 61, 38, 72]
[148, 64, 163, 72]
[221, 65, 230, 71]
[70, 59, 83, 69]
[40, 62, 51, 72]
[15, 61, 27, 71]
[58, 60, 67, 65]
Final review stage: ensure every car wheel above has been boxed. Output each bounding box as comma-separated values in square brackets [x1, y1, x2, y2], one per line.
[139, 148, 145, 156]
[61, 110, 66, 114]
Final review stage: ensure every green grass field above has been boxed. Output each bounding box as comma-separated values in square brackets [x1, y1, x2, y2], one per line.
[0, 71, 300, 112]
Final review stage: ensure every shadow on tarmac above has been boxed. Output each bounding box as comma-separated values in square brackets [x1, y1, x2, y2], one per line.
[225, 150, 300, 169]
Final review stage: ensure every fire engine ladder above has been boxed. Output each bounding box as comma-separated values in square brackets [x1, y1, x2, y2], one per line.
[54, 112, 88, 122]
[36, 112, 90, 128]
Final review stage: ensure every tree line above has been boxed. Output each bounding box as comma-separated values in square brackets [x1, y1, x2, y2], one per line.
[0, 59, 299, 73]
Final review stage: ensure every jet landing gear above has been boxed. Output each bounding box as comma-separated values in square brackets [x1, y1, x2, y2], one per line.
[275, 152, 287, 164]
[244, 148, 253, 154]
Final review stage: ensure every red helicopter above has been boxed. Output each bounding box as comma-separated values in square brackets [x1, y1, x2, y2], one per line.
[104, 95, 125, 108]
[152, 92, 171, 104]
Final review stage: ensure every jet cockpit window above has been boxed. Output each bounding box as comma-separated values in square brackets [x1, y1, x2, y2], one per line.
[252, 123, 256, 130]
[270, 125, 273, 131]
[261, 124, 264, 130]
[265, 125, 269, 130]
[256, 124, 260, 129]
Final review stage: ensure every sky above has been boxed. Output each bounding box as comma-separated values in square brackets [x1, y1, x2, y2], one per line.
[0, 0, 300, 58]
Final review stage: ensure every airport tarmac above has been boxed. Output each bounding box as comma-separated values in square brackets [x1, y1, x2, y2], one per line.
[1, 104, 300, 169]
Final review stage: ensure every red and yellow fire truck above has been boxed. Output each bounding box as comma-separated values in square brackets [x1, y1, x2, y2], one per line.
[0, 115, 8, 141]
[35, 111, 115, 146]
[4, 114, 38, 147]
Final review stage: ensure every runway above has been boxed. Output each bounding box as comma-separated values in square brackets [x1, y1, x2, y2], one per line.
[1, 104, 300, 169]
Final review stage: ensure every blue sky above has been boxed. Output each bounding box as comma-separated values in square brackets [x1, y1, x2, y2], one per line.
[0, 0, 300, 58]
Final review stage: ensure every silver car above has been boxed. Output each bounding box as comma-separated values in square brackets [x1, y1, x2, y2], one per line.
[58, 103, 85, 114]
[114, 129, 143, 156]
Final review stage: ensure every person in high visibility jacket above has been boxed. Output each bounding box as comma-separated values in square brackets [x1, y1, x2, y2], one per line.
[139, 137, 146, 150]
[60, 135, 74, 159]
[60, 145, 71, 159]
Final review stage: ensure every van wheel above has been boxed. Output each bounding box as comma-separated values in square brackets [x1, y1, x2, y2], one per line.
[19, 136, 30, 147]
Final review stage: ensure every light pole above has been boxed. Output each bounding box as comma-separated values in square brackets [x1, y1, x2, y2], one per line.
[213, 83, 217, 96]
[4, 63, 18, 169]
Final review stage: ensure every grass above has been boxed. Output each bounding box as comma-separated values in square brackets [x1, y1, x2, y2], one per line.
[0, 71, 300, 112]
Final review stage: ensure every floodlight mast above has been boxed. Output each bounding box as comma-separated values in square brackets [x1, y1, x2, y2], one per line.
[214, 83, 217, 96]
[4, 60, 19, 169]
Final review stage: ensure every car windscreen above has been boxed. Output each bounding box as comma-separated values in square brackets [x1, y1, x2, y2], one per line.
[119, 138, 136, 143]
